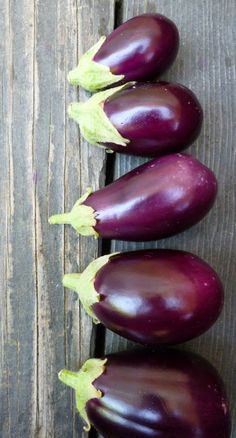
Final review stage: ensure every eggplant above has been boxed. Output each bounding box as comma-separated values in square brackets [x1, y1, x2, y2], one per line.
[68, 82, 203, 157]
[63, 250, 224, 345]
[49, 153, 217, 241]
[59, 348, 231, 437]
[68, 14, 179, 92]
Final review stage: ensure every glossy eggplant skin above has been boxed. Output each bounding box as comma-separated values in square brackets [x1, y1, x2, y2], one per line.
[93, 250, 223, 345]
[84, 154, 217, 241]
[94, 14, 179, 83]
[86, 349, 231, 438]
[102, 82, 203, 156]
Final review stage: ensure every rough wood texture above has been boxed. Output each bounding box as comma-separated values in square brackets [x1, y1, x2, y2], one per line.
[0, 1, 114, 437]
[107, 1, 236, 437]
[1, 0, 235, 437]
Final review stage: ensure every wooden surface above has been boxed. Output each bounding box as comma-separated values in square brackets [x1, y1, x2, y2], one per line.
[0, 1, 114, 437]
[0, 0, 235, 437]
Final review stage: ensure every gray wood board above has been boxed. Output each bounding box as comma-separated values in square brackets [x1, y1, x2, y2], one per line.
[0, 0, 114, 437]
[107, 1, 236, 437]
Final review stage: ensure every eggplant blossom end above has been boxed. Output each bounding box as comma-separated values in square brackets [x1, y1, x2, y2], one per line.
[59, 358, 107, 431]
[68, 84, 132, 147]
[67, 36, 124, 92]
[63, 253, 119, 323]
[48, 188, 98, 238]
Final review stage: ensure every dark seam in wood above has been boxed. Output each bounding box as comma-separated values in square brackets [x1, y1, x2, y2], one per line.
[6, 1, 13, 434]
[63, 1, 67, 370]
[78, 0, 83, 386]
[72, 1, 80, 435]
[46, 106, 52, 216]
[32, 0, 39, 433]
[114, 0, 124, 28]
[6, 173, 11, 437]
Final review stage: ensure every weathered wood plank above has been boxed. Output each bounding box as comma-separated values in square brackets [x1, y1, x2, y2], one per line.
[33, 1, 73, 436]
[35, 1, 116, 437]
[0, 0, 37, 436]
[0, 0, 115, 437]
[62, 2, 115, 437]
[106, 0, 236, 436]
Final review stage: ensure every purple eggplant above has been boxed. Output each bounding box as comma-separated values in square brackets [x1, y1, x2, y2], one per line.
[68, 82, 203, 157]
[68, 14, 179, 92]
[63, 250, 224, 345]
[49, 153, 217, 241]
[59, 348, 231, 437]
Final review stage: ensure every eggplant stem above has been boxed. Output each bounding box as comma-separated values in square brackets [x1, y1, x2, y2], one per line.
[68, 102, 84, 118]
[48, 188, 98, 237]
[67, 35, 124, 92]
[58, 369, 80, 390]
[67, 84, 132, 147]
[61, 253, 119, 324]
[58, 359, 107, 431]
[63, 273, 81, 291]
[48, 212, 72, 225]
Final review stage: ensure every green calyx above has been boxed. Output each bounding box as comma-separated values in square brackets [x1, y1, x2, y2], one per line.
[59, 358, 107, 431]
[68, 36, 125, 92]
[63, 253, 119, 323]
[68, 83, 132, 148]
[48, 188, 98, 237]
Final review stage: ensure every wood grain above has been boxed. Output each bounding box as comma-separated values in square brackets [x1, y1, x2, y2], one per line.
[106, 1, 236, 437]
[0, 0, 114, 437]
[0, 1, 37, 436]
